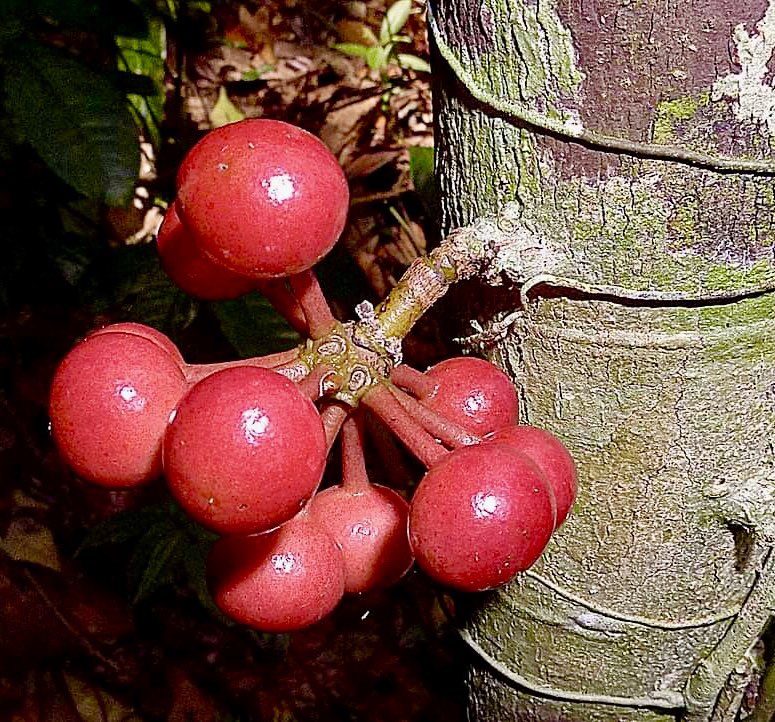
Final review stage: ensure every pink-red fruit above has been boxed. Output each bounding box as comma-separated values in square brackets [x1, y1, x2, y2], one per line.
[409, 442, 556, 592]
[49, 329, 189, 487]
[490, 425, 578, 527]
[89, 322, 185, 366]
[308, 484, 413, 594]
[163, 366, 327, 535]
[208, 516, 345, 632]
[177, 119, 349, 279]
[156, 201, 257, 300]
[419, 357, 519, 436]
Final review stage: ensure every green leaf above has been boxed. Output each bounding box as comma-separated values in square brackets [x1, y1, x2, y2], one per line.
[380, 0, 412, 45]
[100, 243, 195, 332]
[213, 292, 300, 358]
[117, 16, 166, 148]
[113, 70, 157, 96]
[365, 46, 391, 72]
[396, 53, 431, 73]
[187, 0, 212, 13]
[183, 539, 224, 618]
[4, 41, 139, 206]
[0, 12, 25, 48]
[128, 520, 181, 602]
[133, 532, 183, 603]
[209, 86, 245, 128]
[408, 145, 437, 216]
[332, 42, 373, 60]
[29, 0, 148, 37]
[409, 145, 433, 186]
[77, 505, 170, 554]
[52, 199, 103, 285]
[240, 65, 273, 81]
[4, 0, 148, 38]
[50, 236, 96, 287]
[80, 503, 221, 606]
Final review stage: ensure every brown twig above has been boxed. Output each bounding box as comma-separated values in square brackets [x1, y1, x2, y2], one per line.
[372, 227, 483, 342]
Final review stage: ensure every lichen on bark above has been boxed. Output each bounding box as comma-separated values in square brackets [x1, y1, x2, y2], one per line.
[431, 0, 775, 719]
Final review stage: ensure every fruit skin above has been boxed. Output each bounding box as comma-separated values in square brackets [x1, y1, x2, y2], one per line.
[419, 357, 519, 437]
[156, 201, 257, 300]
[49, 331, 189, 487]
[89, 322, 184, 366]
[490, 425, 578, 528]
[307, 484, 413, 593]
[176, 119, 349, 279]
[163, 366, 327, 535]
[408, 441, 556, 592]
[208, 515, 345, 632]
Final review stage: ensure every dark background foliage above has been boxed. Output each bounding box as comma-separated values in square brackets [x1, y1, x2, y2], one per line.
[0, 0, 467, 718]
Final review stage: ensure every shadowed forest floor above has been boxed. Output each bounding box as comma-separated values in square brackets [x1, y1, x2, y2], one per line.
[0, 0, 470, 719]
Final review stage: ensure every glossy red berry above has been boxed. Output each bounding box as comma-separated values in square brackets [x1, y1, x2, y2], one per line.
[408, 442, 556, 592]
[163, 366, 327, 535]
[156, 201, 257, 300]
[176, 119, 349, 279]
[490, 425, 578, 528]
[89, 322, 184, 366]
[419, 357, 518, 437]
[307, 484, 413, 594]
[49, 330, 189, 487]
[208, 515, 345, 632]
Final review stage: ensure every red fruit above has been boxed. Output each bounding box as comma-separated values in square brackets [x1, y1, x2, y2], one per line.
[156, 201, 257, 300]
[307, 484, 413, 594]
[490, 425, 578, 528]
[163, 366, 327, 535]
[49, 331, 189, 487]
[90, 322, 184, 366]
[408, 442, 556, 592]
[419, 357, 518, 436]
[209, 516, 345, 632]
[176, 119, 349, 279]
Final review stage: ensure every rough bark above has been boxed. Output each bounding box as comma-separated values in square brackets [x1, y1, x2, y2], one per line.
[431, 1, 775, 720]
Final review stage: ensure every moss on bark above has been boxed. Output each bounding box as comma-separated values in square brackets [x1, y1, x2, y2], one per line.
[432, 0, 775, 719]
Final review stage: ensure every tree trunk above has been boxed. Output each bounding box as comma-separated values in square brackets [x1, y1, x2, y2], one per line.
[431, 1, 775, 720]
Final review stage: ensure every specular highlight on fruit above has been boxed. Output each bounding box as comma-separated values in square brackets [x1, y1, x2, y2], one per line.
[49, 328, 188, 487]
[175, 119, 349, 280]
[164, 366, 327, 535]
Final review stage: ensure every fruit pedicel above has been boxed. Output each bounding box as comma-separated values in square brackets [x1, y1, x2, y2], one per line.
[49, 119, 578, 632]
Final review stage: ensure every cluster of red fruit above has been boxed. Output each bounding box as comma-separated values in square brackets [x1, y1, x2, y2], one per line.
[49, 120, 577, 633]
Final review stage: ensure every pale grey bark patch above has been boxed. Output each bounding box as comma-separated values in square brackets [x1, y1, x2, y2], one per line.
[712, 1, 775, 134]
[434, 1, 775, 720]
